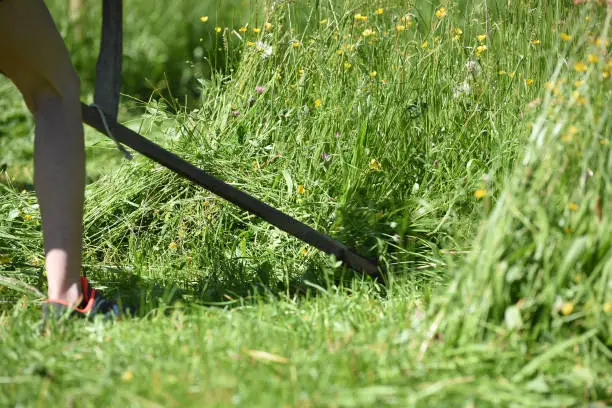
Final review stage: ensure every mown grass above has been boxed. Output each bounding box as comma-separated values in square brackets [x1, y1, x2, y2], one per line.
[1, 0, 611, 406]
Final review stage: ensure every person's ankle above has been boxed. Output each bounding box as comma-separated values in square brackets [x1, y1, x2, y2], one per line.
[47, 281, 83, 307]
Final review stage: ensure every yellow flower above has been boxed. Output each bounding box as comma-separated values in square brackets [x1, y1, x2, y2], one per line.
[525, 79, 534, 85]
[574, 61, 588, 72]
[320, 19, 328, 25]
[292, 41, 301, 47]
[455, 28, 463, 35]
[435, 7, 447, 18]
[297, 185, 305, 194]
[369, 159, 383, 171]
[362, 28, 375, 37]
[508, 71, 515, 78]
[121, 370, 134, 382]
[314, 99, 322, 108]
[168, 242, 178, 249]
[215, 26, 222, 33]
[561, 302, 575, 316]
[247, 41, 255, 47]
[560, 33, 572, 41]
[573, 80, 585, 88]
[476, 34, 487, 42]
[239, 26, 247, 33]
[531, 39, 540, 45]
[604, 302, 612, 313]
[568, 202, 579, 211]
[421, 41, 428, 49]
[375, 8, 384, 15]
[499, 70, 506, 75]
[475, 44, 487, 56]
[585, 16, 591, 22]
[396, 25, 406, 32]
[344, 62, 352, 69]
[265, 22, 273, 31]
[253, 27, 261, 33]
[336, 49, 343, 55]
[370, 71, 377, 77]
[474, 189, 487, 199]
[587, 54, 599, 64]
[300, 248, 308, 256]
[200, 16, 209, 23]
[354, 13, 368, 21]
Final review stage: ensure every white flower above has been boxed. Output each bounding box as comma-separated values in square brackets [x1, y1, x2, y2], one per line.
[256, 41, 273, 58]
[453, 81, 471, 98]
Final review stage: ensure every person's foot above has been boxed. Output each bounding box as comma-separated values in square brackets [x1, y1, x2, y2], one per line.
[43, 276, 119, 320]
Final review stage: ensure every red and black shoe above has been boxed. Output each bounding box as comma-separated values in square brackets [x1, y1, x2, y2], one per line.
[43, 276, 120, 320]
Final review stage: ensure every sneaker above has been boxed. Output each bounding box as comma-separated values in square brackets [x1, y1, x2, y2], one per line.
[43, 276, 120, 320]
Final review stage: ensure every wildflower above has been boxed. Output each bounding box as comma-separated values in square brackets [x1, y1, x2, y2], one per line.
[232, 110, 240, 117]
[476, 34, 487, 42]
[396, 25, 406, 32]
[587, 54, 599, 63]
[200, 16, 209, 23]
[369, 159, 383, 171]
[421, 41, 428, 49]
[320, 19, 328, 25]
[604, 302, 612, 313]
[454, 27, 463, 40]
[292, 41, 301, 47]
[474, 189, 487, 199]
[435, 7, 447, 18]
[475, 44, 487, 56]
[525, 78, 534, 85]
[336, 49, 343, 55]
[247, 41, 255, 47]
[265, 22, 273, 31]
[168, 242, 178, 250]
[321, 152, 331, 162]
[121, 370, 134, 382]
[560, 33, 572, 41]
[255, 85, 265, 94]
[314, 99, 322, 108]
[299, 68, 305, 76]
[256, 41, 273, 58]
[568, 202, 579, 211]
[574, 80, 585, 87]
[561, 302, 575, 316]
[375, 8, 384, 15]
[370, 71, 377, 77]
[508, 71, 515, 78]
[239, 26, 247, 33]
[297, 185, 305, 195]
[499, 70, 506, 75]
[574, 61, 587, 72]
[531, 39, 540, 45]
[253, 27, 261, 33]
[344, 62, 352, 69]
[362, 28, 375, 37]
[335, 132, 341, 137]
[354, 13, 368, 21]
[300, 248, 308, 255]
[215, 27, 222, 33]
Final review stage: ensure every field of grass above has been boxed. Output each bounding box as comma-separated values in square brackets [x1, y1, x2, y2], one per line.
[1, 0, 611, 406]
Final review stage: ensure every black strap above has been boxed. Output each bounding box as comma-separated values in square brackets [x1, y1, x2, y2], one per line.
[94, 0, 122, 119]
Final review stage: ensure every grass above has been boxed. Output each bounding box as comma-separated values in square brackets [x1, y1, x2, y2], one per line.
[1, 0, 611, 406]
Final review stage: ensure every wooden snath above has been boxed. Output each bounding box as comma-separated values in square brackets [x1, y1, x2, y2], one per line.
[84, 0, 383, 280]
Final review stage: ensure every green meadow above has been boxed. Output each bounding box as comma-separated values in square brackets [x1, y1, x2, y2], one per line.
[1, 0, 610, 406]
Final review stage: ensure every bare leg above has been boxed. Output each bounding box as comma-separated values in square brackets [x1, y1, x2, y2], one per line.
[34, 88, 85, 306]
[0, 0, 85, 306]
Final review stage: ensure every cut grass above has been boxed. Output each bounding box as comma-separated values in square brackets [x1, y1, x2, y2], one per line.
[1, 0, 611, 406]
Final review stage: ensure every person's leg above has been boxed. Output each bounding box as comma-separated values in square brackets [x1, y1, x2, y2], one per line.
[0, 0, 84, 306]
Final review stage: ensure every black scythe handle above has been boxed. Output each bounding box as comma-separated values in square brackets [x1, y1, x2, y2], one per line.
[81, 103, 383, 280]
